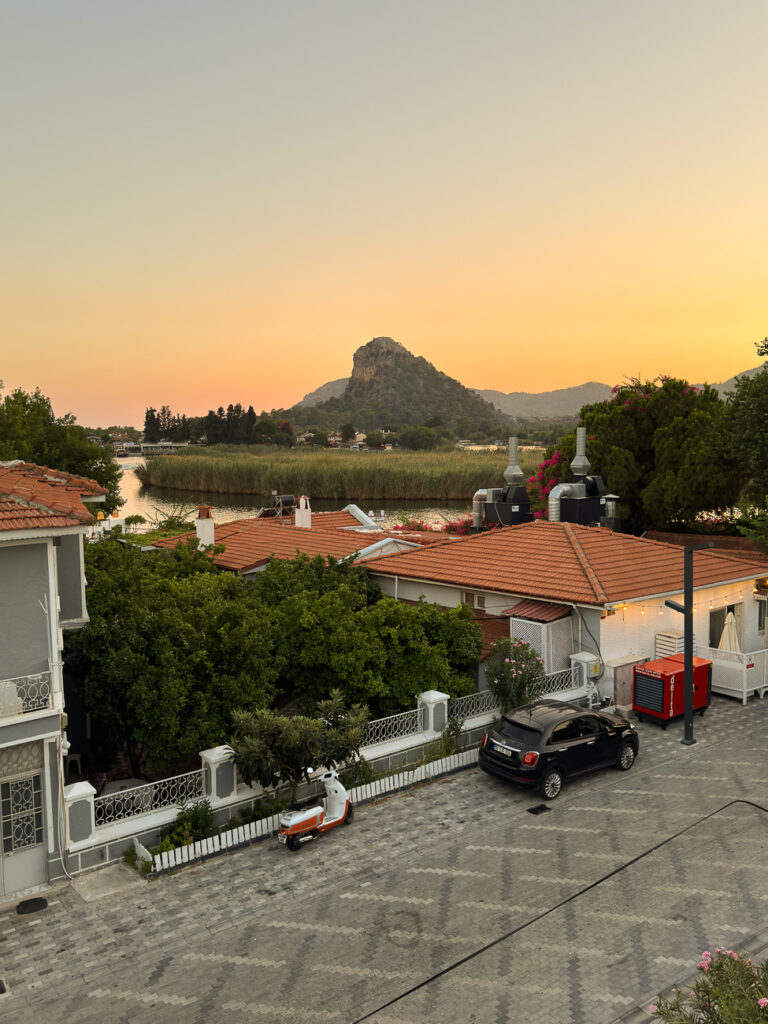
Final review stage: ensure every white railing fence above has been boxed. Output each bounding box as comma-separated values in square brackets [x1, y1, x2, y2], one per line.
[0, 672, 52, 718]
[542, 667, 577, 695]
[449, 688, 499, 721]
[362, 706, 424, 747]
[94, 769, 205, 826]
[697, 645, 768, 705]
[150, 748, 478, 874]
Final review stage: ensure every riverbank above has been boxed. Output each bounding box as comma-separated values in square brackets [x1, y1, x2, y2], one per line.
[135, 448, 543, 502]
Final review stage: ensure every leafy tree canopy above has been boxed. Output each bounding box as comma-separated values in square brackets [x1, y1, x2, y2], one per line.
[544, 377, 744, 533]
[726, 338, 768, 504]
[0, 383, 122, 512]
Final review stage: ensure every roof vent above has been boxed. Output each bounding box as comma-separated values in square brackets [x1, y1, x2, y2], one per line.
[570, 427, 590, 480]
[503, 437, 524, 487]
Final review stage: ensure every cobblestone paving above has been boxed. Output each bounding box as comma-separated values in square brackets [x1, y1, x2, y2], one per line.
[1, 696, 767, 1024]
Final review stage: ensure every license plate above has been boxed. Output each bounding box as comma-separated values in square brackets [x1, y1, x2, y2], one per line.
[277, 833, 287, 844]
[493, 743, 512, 757]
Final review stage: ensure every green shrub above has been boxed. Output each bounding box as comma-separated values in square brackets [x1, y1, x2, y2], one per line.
[651, 948, 768, 1022]
[159, 800, 216, 848]
[486, 638, 545, 712]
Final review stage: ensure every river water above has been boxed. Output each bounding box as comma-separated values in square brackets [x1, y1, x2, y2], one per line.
[117, 460, 471, 529]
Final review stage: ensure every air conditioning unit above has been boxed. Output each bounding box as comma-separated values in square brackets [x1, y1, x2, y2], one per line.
[570, 652, 600, 681]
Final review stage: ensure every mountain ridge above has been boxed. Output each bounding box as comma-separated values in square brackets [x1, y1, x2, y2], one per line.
[296, 347, 766, 420]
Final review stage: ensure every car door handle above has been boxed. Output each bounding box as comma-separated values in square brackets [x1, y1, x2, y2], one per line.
[585, 740, 595, 745]
[558, 747, 567, 752]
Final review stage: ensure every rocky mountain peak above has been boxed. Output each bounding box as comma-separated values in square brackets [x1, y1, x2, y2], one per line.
[351, 337, 410, 383]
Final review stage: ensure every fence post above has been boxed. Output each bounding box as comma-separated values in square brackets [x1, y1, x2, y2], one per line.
[200, 745, 237, 807]
[64, 781, 96, 844]
[417, 690, 450, 736]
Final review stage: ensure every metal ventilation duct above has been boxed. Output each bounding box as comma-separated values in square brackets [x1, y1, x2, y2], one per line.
[503, 437, 524, 487]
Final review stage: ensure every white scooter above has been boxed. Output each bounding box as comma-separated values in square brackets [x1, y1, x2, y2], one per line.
[277, 769, 354, 851]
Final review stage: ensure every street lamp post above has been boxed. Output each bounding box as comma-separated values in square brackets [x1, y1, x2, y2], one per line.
[664, 541, 714, 745]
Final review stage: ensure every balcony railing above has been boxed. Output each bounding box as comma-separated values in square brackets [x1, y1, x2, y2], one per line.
[0, 672, 53, 719]
[449, 689, 500, 721]
[362, 706, 424, 748]
[94, 769, 205, 827]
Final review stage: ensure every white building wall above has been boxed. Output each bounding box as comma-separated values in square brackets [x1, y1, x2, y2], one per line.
[599, 578, 766, 663]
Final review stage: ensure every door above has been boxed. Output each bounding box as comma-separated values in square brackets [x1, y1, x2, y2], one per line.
[0, 772, 47, 898]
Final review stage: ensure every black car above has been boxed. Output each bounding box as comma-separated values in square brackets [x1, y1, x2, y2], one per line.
[478, 699, 639, 800]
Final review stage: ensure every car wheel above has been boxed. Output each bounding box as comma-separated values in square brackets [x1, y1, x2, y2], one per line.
[616, 741, 636, 771]
[540, 767, 563, 800]
[344, 803, 354, 825]
[287, 836, 302, 852]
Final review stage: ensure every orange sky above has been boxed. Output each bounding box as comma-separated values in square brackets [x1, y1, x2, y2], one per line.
[2, 2, 766, 427]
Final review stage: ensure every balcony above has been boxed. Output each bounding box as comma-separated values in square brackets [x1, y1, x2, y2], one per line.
[0, 672, 53, 719]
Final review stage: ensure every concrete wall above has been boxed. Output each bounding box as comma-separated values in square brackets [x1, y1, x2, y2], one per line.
[56, 535, 86, 623]
[0, 543, 50, 678]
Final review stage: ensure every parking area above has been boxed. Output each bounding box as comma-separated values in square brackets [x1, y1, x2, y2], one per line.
[1, 695, 767, 1024]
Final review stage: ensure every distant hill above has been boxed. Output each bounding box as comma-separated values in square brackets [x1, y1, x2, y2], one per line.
[295, 350, 767, 425]
[473, 382, 613, 418]
[291, 337, 509, 431]
[297, 377, 348, 407]
[709, 363, 767, 394]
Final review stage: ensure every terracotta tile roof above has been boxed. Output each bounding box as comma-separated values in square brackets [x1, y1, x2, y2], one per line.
[0, 461, 106, 532]
[152, 518, 383, 573]
[368, 521, 768, 606]
[284, 509, 365, 530]
[504, 599, 572, 622]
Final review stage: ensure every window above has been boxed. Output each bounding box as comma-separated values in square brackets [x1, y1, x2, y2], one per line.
[576, 716, 606, 738]
[461, 591, 485, 610]
[758, 600, 766, 635]
[1, 774, 43, 854]
[550, 720, 580, 742]
[709, 603, 743, 648]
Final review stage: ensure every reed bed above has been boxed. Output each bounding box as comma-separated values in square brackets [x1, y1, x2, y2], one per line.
[135, 449, 543, 501]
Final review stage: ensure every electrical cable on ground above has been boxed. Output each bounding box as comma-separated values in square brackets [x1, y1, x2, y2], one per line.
[349, 798, 768, 1024]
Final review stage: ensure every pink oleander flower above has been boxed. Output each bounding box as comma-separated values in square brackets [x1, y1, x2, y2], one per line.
[649, 1006, 657, 1013]
[701, 951, 711, 960]
[698, 961, 710, 972]
[757, 997, 768, 1008]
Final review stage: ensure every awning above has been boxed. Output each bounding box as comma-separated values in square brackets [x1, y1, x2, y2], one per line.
[502, 599, 571, 623]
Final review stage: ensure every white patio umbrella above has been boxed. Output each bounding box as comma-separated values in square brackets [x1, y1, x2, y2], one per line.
[718, 611, 741, 653]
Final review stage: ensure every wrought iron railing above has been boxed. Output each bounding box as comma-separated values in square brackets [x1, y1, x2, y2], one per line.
[449, 689, 500, 721]
[0, 672, 53, 718]
[541, 667, 577, 694]
[362, 706, 424, 748]
[94, 769, 205, 827]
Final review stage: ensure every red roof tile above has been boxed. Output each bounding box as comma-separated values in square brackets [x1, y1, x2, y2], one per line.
[504, 599, 572, 622]
[152, 518, 384, 573]
[0, 462, 106, 532]
[368, 521, 768, 606]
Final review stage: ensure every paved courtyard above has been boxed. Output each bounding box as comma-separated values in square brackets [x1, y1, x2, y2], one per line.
[1, 695, 767, 1024]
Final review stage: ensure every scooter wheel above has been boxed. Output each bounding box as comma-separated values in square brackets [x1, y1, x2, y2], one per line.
[344, 804, 354, 825]
[287, 836, 302, 852]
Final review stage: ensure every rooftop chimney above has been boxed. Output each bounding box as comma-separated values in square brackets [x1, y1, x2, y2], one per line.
[295, 495, 312, 529]
[570, 427, 590, 480]
[196, 505, 215, 549]
[503, 437, 524, 487]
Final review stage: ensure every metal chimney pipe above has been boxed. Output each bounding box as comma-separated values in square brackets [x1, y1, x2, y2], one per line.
[503, 437, 524, 486]
[570, 426, 590, 480]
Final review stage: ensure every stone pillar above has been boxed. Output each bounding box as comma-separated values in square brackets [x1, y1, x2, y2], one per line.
[64, 781, 96, 844]
[200, 745, 237, 807]
[418, 690, 450, 735]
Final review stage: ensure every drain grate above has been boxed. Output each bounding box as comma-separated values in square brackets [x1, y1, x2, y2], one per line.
[16, 897, 48, 915]
[527, 804, 550, 815]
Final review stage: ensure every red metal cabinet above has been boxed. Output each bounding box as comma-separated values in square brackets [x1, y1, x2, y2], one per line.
[633, 654, 712, 727]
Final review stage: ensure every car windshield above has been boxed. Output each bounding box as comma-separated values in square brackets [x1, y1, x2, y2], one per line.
[497, 717, 543, 743]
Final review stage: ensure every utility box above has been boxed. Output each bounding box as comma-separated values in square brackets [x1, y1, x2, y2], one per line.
[633, 654, 712, 728]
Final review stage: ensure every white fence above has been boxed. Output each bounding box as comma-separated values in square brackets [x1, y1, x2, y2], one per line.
[149, 748, 478, 874]
[449, 689, 499, 721]
[697, 646, 768, 705]
[0, 671, 52, 718]
[362, 706, 424, 747]
[94, 769, 205, 826]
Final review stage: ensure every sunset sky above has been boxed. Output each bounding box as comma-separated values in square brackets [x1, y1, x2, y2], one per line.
[2, 1, 767, 428]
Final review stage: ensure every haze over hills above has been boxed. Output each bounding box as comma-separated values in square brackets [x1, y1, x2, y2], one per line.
[296, 341, 766, 420]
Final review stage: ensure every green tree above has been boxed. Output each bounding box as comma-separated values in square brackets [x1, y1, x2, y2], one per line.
[726, 338, 768, 504]
[230, 691, 367, 804]
[542, 377, 744, 533]
[0, 384, 122, 512]
[65, 539, 279, 776]
[340, 422, 356, 443]
[364, 430, 385, 447]
[486, 638, 545, 712]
